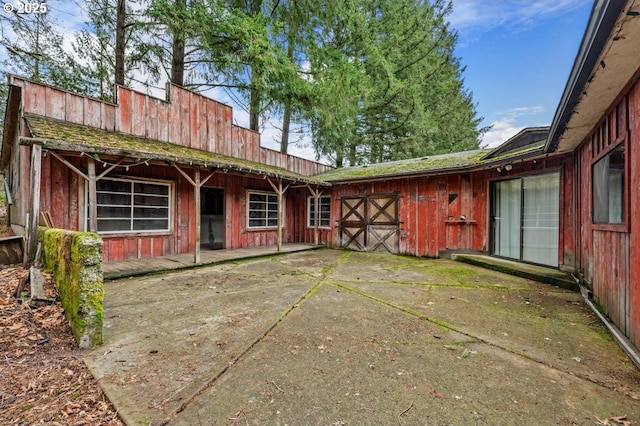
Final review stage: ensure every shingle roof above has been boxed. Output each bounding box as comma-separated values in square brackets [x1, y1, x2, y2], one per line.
[23, 115, 329, 186]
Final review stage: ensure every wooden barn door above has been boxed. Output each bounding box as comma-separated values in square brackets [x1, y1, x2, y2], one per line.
[339, 193, 400, 253]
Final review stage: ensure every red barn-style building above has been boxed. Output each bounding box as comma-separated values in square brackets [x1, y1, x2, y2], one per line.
[2, 0, 640, 359]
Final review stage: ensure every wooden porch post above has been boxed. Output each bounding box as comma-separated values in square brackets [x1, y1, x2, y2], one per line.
[174, 165, 214, 264]
[277, 180, 283, 251]
[266, 177, 291, 252]
[307, 184, 323, 246]
[87, 158, 98, 232]
[25, 143, 42, 263]
[194, 168, 201, 264]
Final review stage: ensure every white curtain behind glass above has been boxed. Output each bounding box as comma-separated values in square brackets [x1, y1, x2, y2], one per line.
[494, 179, 521, 259]
[522, 174, 559, 266]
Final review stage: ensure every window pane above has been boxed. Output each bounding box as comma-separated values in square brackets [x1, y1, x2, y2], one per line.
[133, 219, 169, 231]
[134, 206, 169, 219]
[97, 219, 131, 232]
[593, 143, 625, 224]
[98, 206, 130, 218]
[494, 179, 521, 259]
[522, 174, 559, 266]
[97, 193, 131, 205]
[592, 155, 609, 223]
[135, 182, 168, 196]
[135, 194, 169, 206]
[249, 219, 264, 227]
[97, 179, 130, 193]
[609, 170, 624, 223]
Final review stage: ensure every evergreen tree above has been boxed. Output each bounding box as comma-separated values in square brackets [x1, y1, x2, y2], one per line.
[74, 0, 160, 100]
[303, 0, 484, 166]
[0, 7, 88, 92]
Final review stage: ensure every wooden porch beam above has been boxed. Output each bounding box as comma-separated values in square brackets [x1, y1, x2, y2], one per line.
[49, 151, 88, 181]
[97, 158, 126, 180]
[174, 164, 196, 187]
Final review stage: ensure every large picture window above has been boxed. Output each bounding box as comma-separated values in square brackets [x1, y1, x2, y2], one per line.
[88, 178, 171, 234]
[593, 143, 625, 224]
[308, 196, 331, 228]
[247, 191, 279, 228]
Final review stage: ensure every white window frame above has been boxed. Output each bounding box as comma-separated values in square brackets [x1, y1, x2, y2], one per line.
[246, 190, 281, 229]
[86, 177, 172, 235]
[307, 195, 331, 228]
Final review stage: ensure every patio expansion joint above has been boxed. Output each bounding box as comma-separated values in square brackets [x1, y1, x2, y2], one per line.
[331, 281, 630, 397]
[157, 278, 328, 425]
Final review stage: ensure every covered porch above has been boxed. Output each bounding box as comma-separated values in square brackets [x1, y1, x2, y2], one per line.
[102, 243, 323, 280]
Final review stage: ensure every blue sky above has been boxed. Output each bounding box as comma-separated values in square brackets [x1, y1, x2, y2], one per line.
[449, 0, 594, 147]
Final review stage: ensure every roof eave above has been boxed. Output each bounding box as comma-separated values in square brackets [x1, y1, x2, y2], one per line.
[20, 137, 330, 187]
[323, 148, 548, 185]
[545, 0, 628, 153]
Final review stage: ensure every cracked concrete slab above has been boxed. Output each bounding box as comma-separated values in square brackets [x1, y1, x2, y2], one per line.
[84, 249, 640, 425]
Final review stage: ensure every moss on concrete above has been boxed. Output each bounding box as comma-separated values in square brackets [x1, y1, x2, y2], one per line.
[453, 254, 578, 291]
[40, 228, 104, 348]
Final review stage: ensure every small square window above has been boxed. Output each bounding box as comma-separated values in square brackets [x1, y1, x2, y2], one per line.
[308, 196, 331, 228]
[247, 191, 281, 229]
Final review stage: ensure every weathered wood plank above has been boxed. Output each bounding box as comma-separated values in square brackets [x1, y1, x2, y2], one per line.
[132, 91, 147, 137]
[65, 92, 83, 124]
[117, 86, 132, 134]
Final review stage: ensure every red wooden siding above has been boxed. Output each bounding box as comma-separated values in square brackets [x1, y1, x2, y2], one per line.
[630, 81, 640, 345]
[317, 173, 490, 258]
[574, 78, 639, 346]
[10, 76, 331, 176]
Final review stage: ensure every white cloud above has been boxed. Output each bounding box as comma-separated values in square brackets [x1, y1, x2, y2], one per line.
[449, 0, 587, 42]
[480, 105, 546, 148]
[481, 120, 525, 148]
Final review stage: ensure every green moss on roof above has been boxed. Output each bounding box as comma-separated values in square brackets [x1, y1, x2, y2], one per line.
[314, 150, 491, 182]
[24, 115, 326, 185]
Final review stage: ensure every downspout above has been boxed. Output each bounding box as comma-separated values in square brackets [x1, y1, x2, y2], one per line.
[577, 279, 640, 369]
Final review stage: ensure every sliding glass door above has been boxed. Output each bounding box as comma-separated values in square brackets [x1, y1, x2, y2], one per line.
[492, 173, 559, 267]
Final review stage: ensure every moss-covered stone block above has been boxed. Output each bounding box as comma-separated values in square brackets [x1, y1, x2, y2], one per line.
[40, 228, 104, 348]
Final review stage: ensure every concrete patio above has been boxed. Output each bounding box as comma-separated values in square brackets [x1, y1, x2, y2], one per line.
[85, 249, 640, 425]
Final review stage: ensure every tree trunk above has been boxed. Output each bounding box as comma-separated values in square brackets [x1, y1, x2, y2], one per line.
[281, 101, 291, 154]
[249, 66, 260, 131]
[115, 0, 126, 86]
[170, 0, 186, 86]
[280, 16, 297, 154]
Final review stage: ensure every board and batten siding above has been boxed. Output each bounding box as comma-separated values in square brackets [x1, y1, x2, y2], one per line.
[324, 173, 489, 258]
[10, 75, 331, 176]
[575, 78, 640, 346]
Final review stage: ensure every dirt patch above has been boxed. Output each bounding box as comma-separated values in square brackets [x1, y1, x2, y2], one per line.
[0, 267, 122, 425]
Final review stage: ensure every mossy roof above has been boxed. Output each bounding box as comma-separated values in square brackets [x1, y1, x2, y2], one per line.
[23, 115, 328, 185]
[314, 150, 489, 182]
[313, 142, 547, 183]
